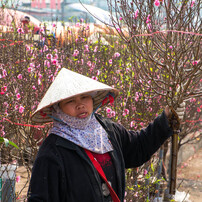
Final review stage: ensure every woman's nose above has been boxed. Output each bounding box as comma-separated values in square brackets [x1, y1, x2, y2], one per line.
[76, 103, 85, 110]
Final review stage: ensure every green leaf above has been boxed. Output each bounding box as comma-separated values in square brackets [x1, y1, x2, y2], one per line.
[0, 137, 19, 149]
[151, 163, 154, 172]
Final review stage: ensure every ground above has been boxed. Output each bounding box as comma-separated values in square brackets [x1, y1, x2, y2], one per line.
[15, 147, 202, 201]
[177, 147, 202, 202]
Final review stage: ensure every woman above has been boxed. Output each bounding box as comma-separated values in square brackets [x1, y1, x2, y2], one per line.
[27, 68, 184, 202]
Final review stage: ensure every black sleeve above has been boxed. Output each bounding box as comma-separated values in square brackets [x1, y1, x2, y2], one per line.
[112, 111, 173, 168]
[27, 152, 64, 202]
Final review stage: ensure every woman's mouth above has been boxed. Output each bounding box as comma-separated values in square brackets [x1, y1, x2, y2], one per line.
[77, 112, 88, 119]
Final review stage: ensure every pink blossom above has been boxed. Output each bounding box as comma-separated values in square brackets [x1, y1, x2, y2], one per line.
[114, 52, 120, 58]
[43, 45, 48, 51]
[92, 76, 98, 80]
[80, 18, 84, 23]
[109, 59, 113, 64]
[106, 107, 112, 113]
[16, 93, 21, 100]
[119, 17, 123, 20]
[94, 46, 98, 53]
[32, 85, 36, 90]
[191, 0, 195, 7]
[143, 169, 148, 176]
[124, 109, 129, 115]
[25, 45, 30, 51]
[134, 9, 139, 19]
[147, 23, 152, 31]
[154, 0, 160, 7]
[111, 111, 116, 117]
[0, 91, 5, 95]
[44, 60, 50, 67]
[17, 28, 24, 34]
[197, 108, 201, 112]
[46, 53, 53, 60]
[38, 78, 41, 85]
[169, 45, 173, 49]
[130, 121, 136, 128]
[15, 105, 19, 110]
[76, 23, 80, 27]
[73, 49, 79, 57]
[87, 61, 92, 67]
[2, 69, 7, 77]
[2, 86, 7, 92]
[16, 175, 21, 183]
[30, 63, 35, 68]
[40, 28, 44, 33]
[96, 70, 100, 75]
[51, 59, 57, 65]
[116, 28, 121, 32]
[135, 93, 139, 102]
[54, 54, 58, 60]
[192, 60, 198, 65]
[148, 107, 153, 112]
[107, 114, 111, 118]
[146, 15, 151, 24]
[140, 122, 144, 127]
[27, 67, 32, 72]
[3, 102, 8, 107]
[19, 106, 24, 113]
[52, 23, 56, 27]
[84, 45, 89, 52]
[38, 73, 42, 79]
[86, 25, 90, 30]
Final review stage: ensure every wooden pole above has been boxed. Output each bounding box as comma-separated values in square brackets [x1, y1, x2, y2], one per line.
[169, 132, 179, 195]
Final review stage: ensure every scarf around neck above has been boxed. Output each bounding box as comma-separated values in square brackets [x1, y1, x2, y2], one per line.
[48, 104, 113, 154]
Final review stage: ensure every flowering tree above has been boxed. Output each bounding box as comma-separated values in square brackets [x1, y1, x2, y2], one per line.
[107, 0, 202, 198]
[0, 2, 201, 200]
[0, 20, 167, 200]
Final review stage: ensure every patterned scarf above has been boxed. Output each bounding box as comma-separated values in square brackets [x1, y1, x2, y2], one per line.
[49, 104, 113, 154]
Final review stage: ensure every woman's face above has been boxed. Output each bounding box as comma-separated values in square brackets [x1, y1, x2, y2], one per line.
[59, 94, 93, 118]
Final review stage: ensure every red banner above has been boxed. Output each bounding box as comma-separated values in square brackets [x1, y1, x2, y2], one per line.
[50, 0, 56, 9]
[57, 0, 61, 10]
[31, 0, 37, 8]
[41, 0, 46, 8]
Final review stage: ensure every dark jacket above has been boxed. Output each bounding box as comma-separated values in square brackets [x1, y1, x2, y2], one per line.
[28, 112, 173, 202]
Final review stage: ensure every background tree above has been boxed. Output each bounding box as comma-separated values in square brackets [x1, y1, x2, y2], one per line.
[107, 0, 201, 198]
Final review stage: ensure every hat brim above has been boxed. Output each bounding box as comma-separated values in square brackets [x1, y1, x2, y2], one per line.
[31, 88, 119, 123]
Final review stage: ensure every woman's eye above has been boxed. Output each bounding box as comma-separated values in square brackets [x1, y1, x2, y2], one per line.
[66, 100, 73, 104]
[82, 95, 90, 99]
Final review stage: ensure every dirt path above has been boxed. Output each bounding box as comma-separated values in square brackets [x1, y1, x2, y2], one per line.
[177, 147, 202, 202]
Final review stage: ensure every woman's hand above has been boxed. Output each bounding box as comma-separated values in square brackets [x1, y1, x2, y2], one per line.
[165, 102, 186, 130]
[165, 102, 186, 120]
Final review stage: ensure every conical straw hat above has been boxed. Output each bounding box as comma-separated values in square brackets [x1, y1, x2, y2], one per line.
[31, 68, 119, 123]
